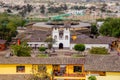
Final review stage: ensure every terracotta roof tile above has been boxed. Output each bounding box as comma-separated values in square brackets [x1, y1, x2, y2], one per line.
[85, 55, 120, 72]
[0, 57, 85, 65]
[71, 36, 117, 44]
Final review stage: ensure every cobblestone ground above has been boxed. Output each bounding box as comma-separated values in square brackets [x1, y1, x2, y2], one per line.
[1, 48, 119, 57]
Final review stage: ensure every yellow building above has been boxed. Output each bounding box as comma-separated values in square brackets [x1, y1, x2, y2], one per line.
[0, 57, 85, 80]
[0, 55, 120, 80]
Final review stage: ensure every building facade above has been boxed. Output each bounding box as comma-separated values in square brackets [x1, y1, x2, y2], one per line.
[52, 25, 70, 49]
[0, 56, 120, 80]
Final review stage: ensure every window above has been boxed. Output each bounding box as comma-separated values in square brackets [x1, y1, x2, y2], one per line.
[59, 30, 63, 39]
[65, 35, 68, 40]
[16, 66, 25, 72]
[30, 44, 32, 47]
[54, 35, 57, 40]
[74, 66, 82, 72]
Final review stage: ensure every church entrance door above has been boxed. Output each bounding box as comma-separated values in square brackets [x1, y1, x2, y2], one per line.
[59, 43, 63, 49]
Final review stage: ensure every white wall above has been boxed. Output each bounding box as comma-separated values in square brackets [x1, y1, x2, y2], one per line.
[67, 10, 84, 15]
[70, 44, 109, 50]
[52, 28, 70, 48]
[27, 42, 48, 48]
[85, 44, 109, 49]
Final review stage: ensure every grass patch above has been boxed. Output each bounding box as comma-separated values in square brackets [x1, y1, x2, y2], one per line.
[37, 54, 49, 58]
[89, 47, 109, 55]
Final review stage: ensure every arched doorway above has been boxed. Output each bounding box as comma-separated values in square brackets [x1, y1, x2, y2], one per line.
[59, 43, 63, 49]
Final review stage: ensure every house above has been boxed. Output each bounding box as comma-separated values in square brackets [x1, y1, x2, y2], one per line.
[66, 10, 85, 15]
[0, 40, 6, 51]
[0, 55, 120, 80]
[70, 36, 116, 50]
[0, 57, 85, 80]
[26, 30, 49, 49]
[85, 55, 120, 80]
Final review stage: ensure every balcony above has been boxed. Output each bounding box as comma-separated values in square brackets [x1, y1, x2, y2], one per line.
[54, 73, 86, 80]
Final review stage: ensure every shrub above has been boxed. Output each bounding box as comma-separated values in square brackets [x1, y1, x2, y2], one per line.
[89, 47, 108, 55]
[11, 42, 31, 57]
[74, 44, 85, 52]
[39, 47, 46, 52]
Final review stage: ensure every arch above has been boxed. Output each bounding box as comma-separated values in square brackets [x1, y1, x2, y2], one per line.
[59, 43, 63, 49]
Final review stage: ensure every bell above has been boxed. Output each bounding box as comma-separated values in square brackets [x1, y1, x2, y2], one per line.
[72, 35, 77, 41]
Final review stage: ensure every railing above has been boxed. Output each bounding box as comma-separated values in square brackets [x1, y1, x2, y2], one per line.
[63, 73, 85, 77]
[54, 72, 85, 77]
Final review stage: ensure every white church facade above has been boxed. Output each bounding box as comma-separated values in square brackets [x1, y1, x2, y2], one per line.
[52, 25, 70, 49]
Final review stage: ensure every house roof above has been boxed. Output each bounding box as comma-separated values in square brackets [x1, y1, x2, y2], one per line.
[0, 57, 85, 65]
[33, 22, 90, 28]
[25, 30, 49, 42]
[85, 55, 120, 72]
[0, 55, 120, 72]
[71, 36, 117, 44]
[0, 40, 7, 44]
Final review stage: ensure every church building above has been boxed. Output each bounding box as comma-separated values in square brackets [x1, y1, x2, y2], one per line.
[26, 23, 116, 50]
[52, 24, 70, 49]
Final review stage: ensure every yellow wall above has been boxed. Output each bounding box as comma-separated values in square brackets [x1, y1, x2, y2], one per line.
[86, 76, 120, 80]
[86, 72, 120, 80]
[0, 64, 84, 74]
[0, 64, 32, 74]
[46, 65, 53, 75]
[106, 72, 120, 76]
[0, 64, 53, 74]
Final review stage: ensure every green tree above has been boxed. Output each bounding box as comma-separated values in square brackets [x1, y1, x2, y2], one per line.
[63, 4, 68, 10]
[74, 44, 85, 53]
[29, 65, 51, 80]
[99, 18, 120, 38]
[40, 5, 45, 14]
[6, 22, 16, 31]
[88, 76, 97, 80]
[11, 42, 31, 57]
[91, 23, 99, 35]
[0, 13, 26, 41]
[89, 47, 108, 55]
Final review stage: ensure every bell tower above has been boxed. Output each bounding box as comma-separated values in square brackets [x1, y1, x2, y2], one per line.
[52, 24, 71, 49]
